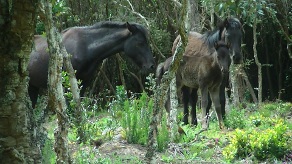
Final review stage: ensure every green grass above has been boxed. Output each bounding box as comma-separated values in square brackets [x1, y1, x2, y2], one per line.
[43, 91, 292, 164]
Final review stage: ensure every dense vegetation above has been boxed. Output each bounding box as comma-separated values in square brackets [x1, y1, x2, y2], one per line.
[33, 0, 292, 163]
[41, 85, 292, 163]
[36, 0, 292, 103]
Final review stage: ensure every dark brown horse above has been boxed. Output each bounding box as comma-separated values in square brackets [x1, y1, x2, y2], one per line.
[156, 41, 230, 129]
[172, 18, 242, 120]
[28, 21, 155, 108]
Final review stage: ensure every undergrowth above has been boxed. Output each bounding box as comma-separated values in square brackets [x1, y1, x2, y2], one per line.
[44, 77, 292, 163]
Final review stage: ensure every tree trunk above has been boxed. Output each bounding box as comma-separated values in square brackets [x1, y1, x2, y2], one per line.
[0, 0, 41, 163]
[187, 0, 202, 32]
[40, 0, 72, 163]
[264, 39, 275, 99]
[253, 19, 262, 104]
[146, 0, 188, 162]
[230, 64, 240, 107]
[278, 39, 283, 99]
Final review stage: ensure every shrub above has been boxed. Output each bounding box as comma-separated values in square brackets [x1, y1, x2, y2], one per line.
[224, 107, 246, 129]
[223, 117, 290, 161]
[119, 91, 153, 145]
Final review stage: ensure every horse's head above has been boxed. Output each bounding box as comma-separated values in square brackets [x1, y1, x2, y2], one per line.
[222, 18, 242, 64]
[124, 22, 155, 73]
[215, 40, 231, 74]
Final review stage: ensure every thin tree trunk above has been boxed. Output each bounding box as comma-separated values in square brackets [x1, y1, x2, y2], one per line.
[230, 64, 240, 107]
[169, 58, 179, 143]
[186, 0, 201, 31]
[241, 69, 258, 103]
[146, 0, 188, 162]
[40, 0, 71, 163]
[278, 39, 283, 99]
[0, 0, 41, 162]
[129, 71, 144, 91]
[264, 39, 275, 99]
[117, 54, 127, 90]
[253, 18, 262, 104]
[100, 69, 116, 94]
[62, 34, 84, 143]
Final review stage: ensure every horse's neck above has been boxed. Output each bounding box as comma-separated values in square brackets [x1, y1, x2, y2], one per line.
[84, 28, 130, 61]
[203, 30, 220, 48]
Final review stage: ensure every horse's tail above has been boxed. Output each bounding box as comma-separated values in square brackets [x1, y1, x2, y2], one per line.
[155, 62, 166, 85]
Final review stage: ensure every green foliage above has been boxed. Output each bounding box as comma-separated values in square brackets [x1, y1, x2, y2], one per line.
[157, 114, 170, 152]
[42, 139, 56, 164]
[61, 71, 82, 118]
[73, 145, 98, 164]
[110, 86, 153, 145]
[149, 23, 172, 58]
[224, 107, 246, 129]
[74, 146, 143, 164]
[223, 116, 291, 161]
[121, 92, 153, 145]
[161, 154, 174, 163]
[261, 102, 292, 116]
[179, 124, 198, 143]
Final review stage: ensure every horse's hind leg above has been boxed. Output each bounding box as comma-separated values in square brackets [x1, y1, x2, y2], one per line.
[190, 88, 198, 126]
[200, 86, 209, 129]
[209, 88, 224, 129]
[28, 85, 39, 108]
[182, 86, 190, 125]
[206, 94, 212, 121]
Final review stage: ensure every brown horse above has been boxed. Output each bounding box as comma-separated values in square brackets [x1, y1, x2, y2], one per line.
[172, 18, 242, 120]
[156, 40, 230, 129]
[28, 21, 155, 108]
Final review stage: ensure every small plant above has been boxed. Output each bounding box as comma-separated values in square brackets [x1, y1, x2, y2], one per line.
[157, 114, 170, 152]
[73, 145, 99, 164]
[109, 86, 153, 145]
[224, 107, 246, 129]
[161, 154, 174, 163]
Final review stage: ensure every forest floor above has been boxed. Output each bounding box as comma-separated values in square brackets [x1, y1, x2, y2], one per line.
[44, 102, 292, 163]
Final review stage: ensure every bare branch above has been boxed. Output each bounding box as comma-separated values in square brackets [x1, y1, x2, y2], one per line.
[114, 0, 149, 27]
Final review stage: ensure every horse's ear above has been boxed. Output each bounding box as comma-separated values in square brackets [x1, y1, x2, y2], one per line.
[126, 22, 137, 33]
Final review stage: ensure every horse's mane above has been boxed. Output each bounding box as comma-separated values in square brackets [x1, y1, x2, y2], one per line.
[200, 29, 221, 48]
[91, 21, 149, 38]
[61, 21, 149, 39]
[200, 17, 241, 48]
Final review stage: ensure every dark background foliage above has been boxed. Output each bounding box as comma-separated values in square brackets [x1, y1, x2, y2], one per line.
[36, 0, 292, 102]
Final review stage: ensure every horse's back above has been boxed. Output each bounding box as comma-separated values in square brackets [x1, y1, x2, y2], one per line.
[172, 32, 209, 57]
[29, 35, 50, 88]
[178, 55, 221, 89]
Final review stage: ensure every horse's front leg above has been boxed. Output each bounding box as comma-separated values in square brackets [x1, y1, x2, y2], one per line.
[209, 87, 224, 129]
[220, 74, 229, 119]
[190, 88, 198, 126]
[200, 86, 209, 129]
[182, 86, 190, 125]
